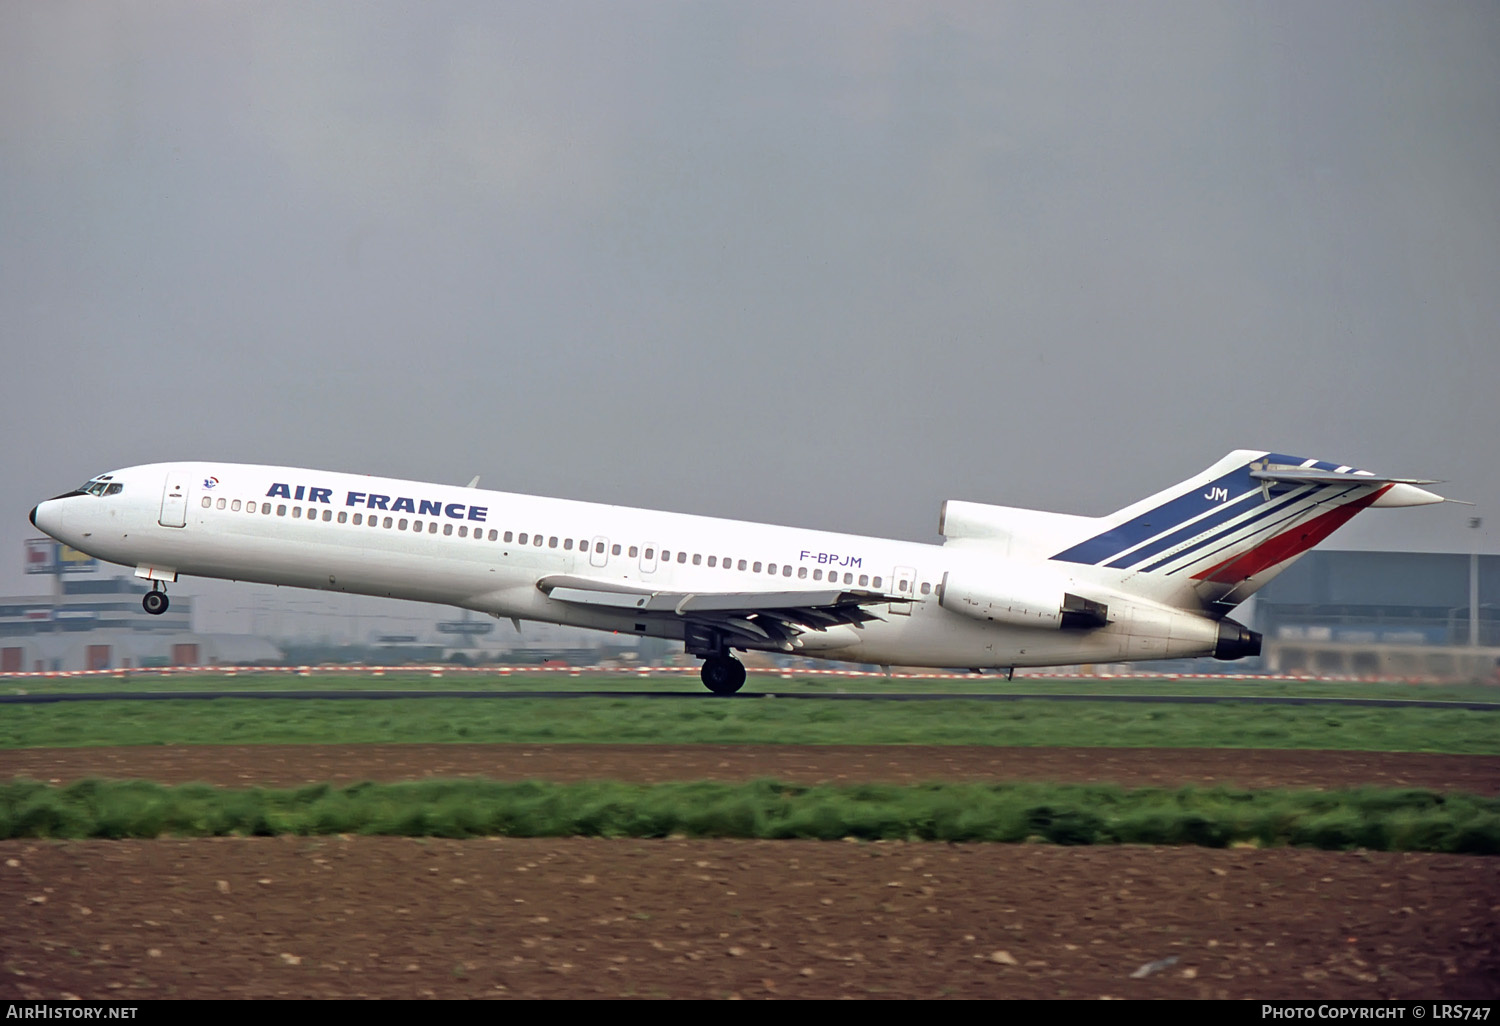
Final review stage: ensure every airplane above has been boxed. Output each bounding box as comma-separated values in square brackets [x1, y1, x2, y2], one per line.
[29, 451, 1444, 693]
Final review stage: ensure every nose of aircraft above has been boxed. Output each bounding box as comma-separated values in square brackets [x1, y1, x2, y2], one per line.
[30, 498, 65, 539]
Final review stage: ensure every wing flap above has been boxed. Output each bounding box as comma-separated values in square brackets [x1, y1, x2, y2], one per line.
[537, 575, 908, 647]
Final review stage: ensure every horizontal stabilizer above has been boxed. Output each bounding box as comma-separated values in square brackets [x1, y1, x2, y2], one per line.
[1248, 468, 1438, 487]
[1249, 467, 1445, 507]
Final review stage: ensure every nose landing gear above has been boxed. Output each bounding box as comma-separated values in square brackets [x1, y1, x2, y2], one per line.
[142, 582, 170, 615]
[700, 654, 747, 695]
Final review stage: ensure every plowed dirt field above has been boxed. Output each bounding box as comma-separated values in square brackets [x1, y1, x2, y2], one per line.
[3, 745, 1497, 1000]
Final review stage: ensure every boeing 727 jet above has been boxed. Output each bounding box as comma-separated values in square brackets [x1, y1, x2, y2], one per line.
[29, 451, 1444, 692]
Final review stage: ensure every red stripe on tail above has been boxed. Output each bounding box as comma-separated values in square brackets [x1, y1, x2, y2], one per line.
[1191, 485, 1391, 584]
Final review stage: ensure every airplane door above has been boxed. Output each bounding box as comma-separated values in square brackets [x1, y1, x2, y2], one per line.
[590, 535, 609, 568]
[159, 475, 190, 528]
[639, 544, 658, 575]
[889, 565, 917, 615]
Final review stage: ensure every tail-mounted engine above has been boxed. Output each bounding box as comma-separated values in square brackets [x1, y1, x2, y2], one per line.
[1213, 619, 1262, 660]
[938, 569, 1108, 630]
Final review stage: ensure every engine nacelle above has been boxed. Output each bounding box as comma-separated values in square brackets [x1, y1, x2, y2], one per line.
[938, 569, 1108, 630]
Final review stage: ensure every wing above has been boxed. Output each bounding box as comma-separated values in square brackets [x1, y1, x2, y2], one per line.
[537, 574, 907, 651]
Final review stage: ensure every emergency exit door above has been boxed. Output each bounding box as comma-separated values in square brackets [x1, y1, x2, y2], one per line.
[889, 565, 917, 615]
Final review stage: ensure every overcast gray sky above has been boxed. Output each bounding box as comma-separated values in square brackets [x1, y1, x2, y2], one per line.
[3, 2, 1497, 625]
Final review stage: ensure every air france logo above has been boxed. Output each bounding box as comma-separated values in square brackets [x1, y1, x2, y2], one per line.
[203, 476, 219, 489]
[266, 482, 487, 522]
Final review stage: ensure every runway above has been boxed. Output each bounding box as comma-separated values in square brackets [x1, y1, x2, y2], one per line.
[3, 689, 1497, 710]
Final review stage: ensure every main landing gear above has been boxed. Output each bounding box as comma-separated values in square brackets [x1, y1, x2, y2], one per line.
[700, 654, 747, 695]
[142, 582, 169, 616]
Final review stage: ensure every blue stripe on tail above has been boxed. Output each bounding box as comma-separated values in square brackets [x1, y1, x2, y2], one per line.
[1051, 453, 1315, 567]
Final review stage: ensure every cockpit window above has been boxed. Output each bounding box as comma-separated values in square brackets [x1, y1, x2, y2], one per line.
[78, 476, 123, 497]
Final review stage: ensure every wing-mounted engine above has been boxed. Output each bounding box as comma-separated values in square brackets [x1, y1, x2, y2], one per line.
[938, 567, 1108, 630]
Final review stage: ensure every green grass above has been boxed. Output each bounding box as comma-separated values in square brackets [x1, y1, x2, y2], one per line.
[3, 777, 1495, 854]
[0, 695, 1494, 753]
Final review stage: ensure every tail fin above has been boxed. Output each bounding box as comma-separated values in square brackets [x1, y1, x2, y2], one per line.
[1049, 450, 1443, 612]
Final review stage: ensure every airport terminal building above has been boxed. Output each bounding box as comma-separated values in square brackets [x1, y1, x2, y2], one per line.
[1253, 550, 1499, 679]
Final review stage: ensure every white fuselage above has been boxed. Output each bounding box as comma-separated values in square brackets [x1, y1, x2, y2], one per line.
[30, 461, 1239, 668]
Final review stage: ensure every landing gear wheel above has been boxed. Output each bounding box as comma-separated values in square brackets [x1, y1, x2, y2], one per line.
[142, 590, 169, 615]
[700, 654, 746, 695]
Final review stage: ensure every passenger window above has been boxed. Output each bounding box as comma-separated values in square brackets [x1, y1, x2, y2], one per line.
[398, 518, 408, 530]
[338, 511, 347, 524]
[814, 569, 823, 581]
[518, 533, 528, 545]
[921, 582, 931, 595]
[629, 546, 639, 558]
[460, 526, 469, 538]
[564, 538, 574, 550]
[707, 556, 717, 567]
[201, 497, 211, 508]
[323, 509, 332, 522]
[660, 550, 669, 561]
[277, 505, 287, 516]
[504, 531, 514, 543]
[752, 562, 762, 573]
[427, 522, 436, 533]
[798, 567, 807, 579]
[549, 536, 558, 548]
[859, 574, 869, 586]
[580, 539, 589, 551]
[262, 503, 272, 514]
[872, 576, 881, 588]
[489, 530, 498, 541]
[610, 544, 620, 555]
[692, 554, 701, 565]
[353, 513, 363, 525]
[738, 560, 747, 571]
[533, 534, 543, 546]
[231, 499, 241, 511]
[845, 573, 854, 584]
[783, 566, 792, 577]
[383, 516, 393, 528]
[678, 552, 687, 563]
[645, 548, 654, 560]
[413, 520, 423, 532]
[216, 498, 226, 509]
[444, 523, 453, 536]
